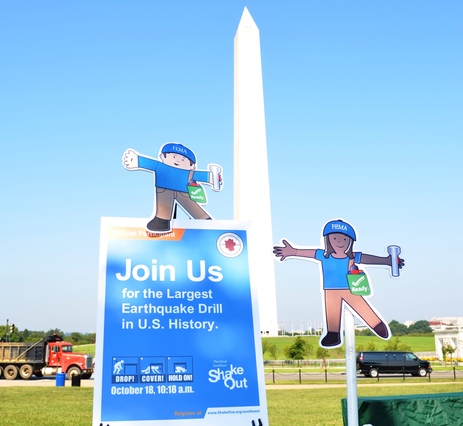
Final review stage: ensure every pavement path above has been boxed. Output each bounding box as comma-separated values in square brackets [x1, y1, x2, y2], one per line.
[0, 377, 95, 387]
[1, 378, 461, 390]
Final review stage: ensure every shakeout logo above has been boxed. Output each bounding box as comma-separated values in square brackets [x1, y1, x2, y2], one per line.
[208, 361, 249, 390]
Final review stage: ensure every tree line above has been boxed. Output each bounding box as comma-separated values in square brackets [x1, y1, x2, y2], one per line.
[279, 319, 433, 337]
[0, 326, 95, 345]
[358, 319, 432, 336]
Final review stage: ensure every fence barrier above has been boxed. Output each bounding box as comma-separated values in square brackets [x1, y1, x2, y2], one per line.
[264, 366, 463, 385]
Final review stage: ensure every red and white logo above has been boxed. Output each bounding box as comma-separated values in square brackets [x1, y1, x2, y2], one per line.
[216, 233, 244, 258]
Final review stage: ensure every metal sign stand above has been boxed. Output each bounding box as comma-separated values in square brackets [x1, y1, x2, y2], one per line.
[345, 309, 359, 425]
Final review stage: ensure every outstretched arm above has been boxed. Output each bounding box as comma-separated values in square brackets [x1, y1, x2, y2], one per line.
[273, 239, 316, 261]
[122, 149, 159, 172]
[360, 253, 405, 269]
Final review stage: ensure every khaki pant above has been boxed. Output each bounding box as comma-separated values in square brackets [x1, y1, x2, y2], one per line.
[155, 188, 211, 220]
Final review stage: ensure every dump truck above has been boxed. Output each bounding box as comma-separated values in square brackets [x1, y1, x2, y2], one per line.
[0, 334, 93, 380]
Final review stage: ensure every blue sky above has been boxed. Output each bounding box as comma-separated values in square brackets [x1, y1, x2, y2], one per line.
[1, 1, 461, 333]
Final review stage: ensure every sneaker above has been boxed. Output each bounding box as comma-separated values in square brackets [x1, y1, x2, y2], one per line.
[320, 332, 341, 347]
[146, 217, 171, 233]
[373, 322, 389, 339]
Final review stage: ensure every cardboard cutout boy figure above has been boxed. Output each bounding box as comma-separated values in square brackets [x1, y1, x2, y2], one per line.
[273, 219, 404, 348]
[123, 143, 222, 234]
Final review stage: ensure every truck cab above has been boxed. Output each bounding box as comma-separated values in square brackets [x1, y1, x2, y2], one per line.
[44, 335, 93, 379]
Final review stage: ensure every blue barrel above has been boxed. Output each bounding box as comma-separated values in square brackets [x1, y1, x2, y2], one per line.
[55, 373, 66, 387]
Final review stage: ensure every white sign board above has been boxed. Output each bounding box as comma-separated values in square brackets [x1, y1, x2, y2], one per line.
[93, 217, 268, 426]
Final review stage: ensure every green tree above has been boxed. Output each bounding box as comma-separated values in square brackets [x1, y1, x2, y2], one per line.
[383, 336, 411, 352]
[284, 336, 310, 365]
[366, 340, 378, 351]
[268, 344, 278, 360]
[388, 320, 408, 336]
[442, 344, 456, 363]
[69, 332, 83, 345]
[316, 347, 330, 360]
[407, 320, 432, 335]
[262, 339, 271, 355]
[27, 331, 47, 342]
[16, 328, 31, 342]
[84, 333, 96, 344]
[262, 338, 277, 359]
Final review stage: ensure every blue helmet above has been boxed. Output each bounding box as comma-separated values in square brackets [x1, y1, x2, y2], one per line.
[161, 143, 196, 164]
[323, 219, 356, 241]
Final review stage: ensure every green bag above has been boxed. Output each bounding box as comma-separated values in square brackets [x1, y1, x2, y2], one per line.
[186, 170, 207, 204]
[347, 273, 371, 296]
[187, 184, 207, 204]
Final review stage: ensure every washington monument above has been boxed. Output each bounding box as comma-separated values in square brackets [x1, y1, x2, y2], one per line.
[234, 8, 278, 336]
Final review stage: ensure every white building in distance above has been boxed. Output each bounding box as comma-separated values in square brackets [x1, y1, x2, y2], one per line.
[431, 317, 463, 361]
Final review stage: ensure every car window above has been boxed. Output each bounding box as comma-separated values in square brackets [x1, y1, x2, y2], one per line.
[365, 353, 386, 362]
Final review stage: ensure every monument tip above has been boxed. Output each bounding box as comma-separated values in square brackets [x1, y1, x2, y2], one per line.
[237, 6, 257, 31]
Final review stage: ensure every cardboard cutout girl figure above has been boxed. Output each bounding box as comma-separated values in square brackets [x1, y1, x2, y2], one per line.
[273, 219, 404, 348]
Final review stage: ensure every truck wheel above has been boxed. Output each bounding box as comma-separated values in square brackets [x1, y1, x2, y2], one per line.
[369, 368, 379, 378]
[66, 367, 81, 380]
[19, 364, 34, 380]
[4, 365, 19, 380]
[0, 366, 3, 378]
[418, 367, 427, 377]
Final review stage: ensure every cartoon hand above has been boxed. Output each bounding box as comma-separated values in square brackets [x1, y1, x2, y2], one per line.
[122, 149, 139, 169]
[208, 164, 222, 191]
[273, 239, 296, 261]
[398, 257, 405, 269]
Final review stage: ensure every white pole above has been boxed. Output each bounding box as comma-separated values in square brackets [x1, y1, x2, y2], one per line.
[345, 309, 359, 425]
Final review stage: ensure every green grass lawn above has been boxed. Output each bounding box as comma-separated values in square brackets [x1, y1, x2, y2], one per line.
[0, 388, 93, 426]
[0, 383, 461, 425]
[73, 343, 96, 357]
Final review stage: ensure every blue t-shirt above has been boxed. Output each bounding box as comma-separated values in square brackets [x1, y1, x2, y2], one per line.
[314, 249, 362, 290]
[138, 156, 209, 192]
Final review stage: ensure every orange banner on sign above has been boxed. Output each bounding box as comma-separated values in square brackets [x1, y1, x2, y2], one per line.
[108, 227, 185, 241]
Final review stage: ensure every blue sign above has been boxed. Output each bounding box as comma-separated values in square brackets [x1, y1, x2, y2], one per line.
[93, 218, 268, 425]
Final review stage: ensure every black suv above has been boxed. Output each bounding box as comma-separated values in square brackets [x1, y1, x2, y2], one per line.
[357, 351, 432, 378]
